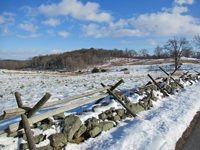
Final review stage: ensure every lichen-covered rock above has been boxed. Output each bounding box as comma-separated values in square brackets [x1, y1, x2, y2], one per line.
[130, 103, 145, 114]
[99, 121, 114, 131]
[37, 144, 53, 150]
[116, 109, 125, 117]
[110, 115, 121, 122]
[61, 114, 82, 141]
[34, 121, 42, 127]
[137, 89, 144, 95]
[53, 112, 65, 120]
[48, 133, 67, 148]
[74, 125, 87, 139]
[121, 114, 127, 119]
[88, 126, 102, 138]
[34, 134, 45, 144]
[85, 117, 99, 129]
[98, 112, 107, 121]
[104, 109, 113, 119]
[41, 124, 51, 131]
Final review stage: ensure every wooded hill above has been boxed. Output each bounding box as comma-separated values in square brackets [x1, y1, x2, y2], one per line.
[0, 47, 198, 71]
[0, 48, 128, 71]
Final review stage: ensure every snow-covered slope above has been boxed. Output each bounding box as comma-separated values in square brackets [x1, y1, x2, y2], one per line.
[0, 61, 200, 150]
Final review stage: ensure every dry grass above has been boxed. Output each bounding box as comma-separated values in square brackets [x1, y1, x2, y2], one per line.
[180, 59, 198, 64]
[175, 111, 200, 150]
[173, 71, 183, 76]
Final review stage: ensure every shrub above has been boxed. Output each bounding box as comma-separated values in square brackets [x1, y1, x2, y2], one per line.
[101, 69, 107, 72]
[92, 67, 99, 73]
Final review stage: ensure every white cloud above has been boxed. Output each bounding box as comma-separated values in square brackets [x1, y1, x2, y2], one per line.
[46, 29, 55, 36]
[147, 39, 157, 45]
[130, 6, 200, 36]
[58, 31, 72, 38]
[0, 12, 16, 36]
[38, 0, 113, 22]
[0, 15, 5, 24]
[42, 18, 60, 26]
[16, 33, 42, 38]
[81, 23, 148, 38]
[0, 11, 16, 24]
[119, 40, 133, 44]
[49, 50, 64, 53]
[18, 23, 39, 32]
[2, 27, 13, 36]
[174, 0, 194, 5]
[19, 6, 38, 17]
[109, 19, 128, 31]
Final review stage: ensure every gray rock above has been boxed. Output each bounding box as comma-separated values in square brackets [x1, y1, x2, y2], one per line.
[98, 112, 107, 121]
[85, 117, 99, 129]
[41, 124, 51, 131]
[61, 114, 82, 141]
[130, 103, 145, 114]
[116, 109, 125, 117]
[110, 115, 120, 122]
[99, 121, 114, 131]
[88, 126, 102, 138]
[34, 134, 45, 144]
[53, 112, 65, 120]
[121, 114, 127, 119]
[104, 107, 115, 119]
[74, 125, 87, 139]
[137, 90, 144, 95]
[37, 144, 53, 150]
[48, 133, 67, 148]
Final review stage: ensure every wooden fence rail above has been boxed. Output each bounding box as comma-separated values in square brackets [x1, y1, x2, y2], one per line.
[0, 79, 124, 136]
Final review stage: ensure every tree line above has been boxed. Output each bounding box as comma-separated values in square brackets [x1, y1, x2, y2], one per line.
[0, 35, 200, 71]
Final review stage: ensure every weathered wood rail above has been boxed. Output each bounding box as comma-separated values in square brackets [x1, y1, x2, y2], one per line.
[0, 79, 124, 136]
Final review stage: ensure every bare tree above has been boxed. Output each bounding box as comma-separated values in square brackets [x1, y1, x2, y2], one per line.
[194, 34, 200, 47]
[154, 45, 163, 58]
[140, 49, 149, 58]
[164, 37, 192, 70]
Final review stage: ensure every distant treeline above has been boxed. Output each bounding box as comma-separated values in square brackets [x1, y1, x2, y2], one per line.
[0, 47, 198, 71]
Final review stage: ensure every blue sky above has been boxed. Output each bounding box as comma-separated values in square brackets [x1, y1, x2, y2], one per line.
[0, 0, 200, 60]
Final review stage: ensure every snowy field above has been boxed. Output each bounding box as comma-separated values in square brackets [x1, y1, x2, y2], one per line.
[0, 59, 200, 150]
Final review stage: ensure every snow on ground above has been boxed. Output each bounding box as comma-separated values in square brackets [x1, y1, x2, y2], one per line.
[0, 61, 200, 150]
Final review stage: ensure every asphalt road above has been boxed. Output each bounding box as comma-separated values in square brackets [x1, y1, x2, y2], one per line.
[181, 116, 200, 150]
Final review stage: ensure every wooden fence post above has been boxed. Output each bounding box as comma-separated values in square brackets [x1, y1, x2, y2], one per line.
[27, 93, 51, 118]
[159, 67, 184, 88]
[147, 74, 169, 97]
[101, 83, 137, 117]
[15, 92, 36, 150]
[95, 79, 124, 104]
